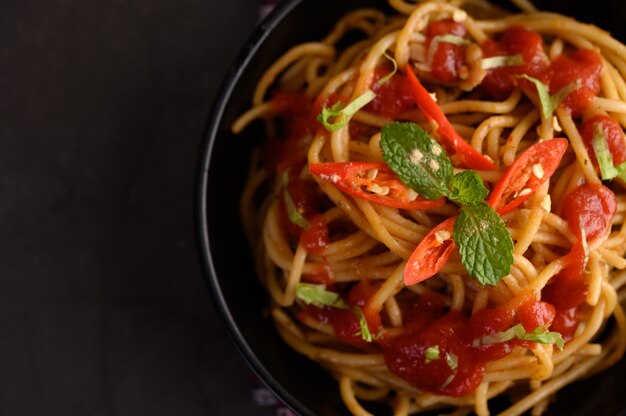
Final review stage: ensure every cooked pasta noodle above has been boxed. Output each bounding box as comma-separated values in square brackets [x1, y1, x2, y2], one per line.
[234, 0, 626, 414]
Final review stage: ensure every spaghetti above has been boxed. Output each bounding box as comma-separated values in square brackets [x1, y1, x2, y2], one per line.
[233, 0, 626, 414]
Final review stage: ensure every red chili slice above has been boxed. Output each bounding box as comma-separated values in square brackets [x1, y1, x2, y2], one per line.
[488, 138, 568, 215]
[405, 65, 497, 171]
[404, 217, 457, 285]
[309, 162, 445, 210]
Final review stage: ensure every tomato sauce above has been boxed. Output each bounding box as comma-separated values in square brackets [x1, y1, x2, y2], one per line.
[517, 300, 556, 332]
[547, 49, 603, 116]
[267, 90, 316, 172]
[544, 184, 617, 339]
[479, 27, 602, 114]
[300, 214, 329, 254]
[425, 19, 468, 83]
[367, 69, 415, 117]
[278, 176, 330, 258]
[581, 114, 626, 170]
[561, 183, 617, 241]
[299, 281, 382, 347]
[383, 296, 556, 396]
[550, 307, 580, 342]
[384, 312, 485, 397]
[481, 26, 549, 98]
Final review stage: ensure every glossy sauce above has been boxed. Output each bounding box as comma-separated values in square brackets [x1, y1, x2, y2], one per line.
[581, 114, 626, 169]
[278, 177, 330, 258]
[368, 69, 415, 117]
[300, 281, 382, 347]
[481, 26, 548, 98]
[561, 183, 617, 241]
[547, 49, 603, 116]
[545, 184, 617, 338]
[426, 19, 468, 83]
[383, 297, 554, 396]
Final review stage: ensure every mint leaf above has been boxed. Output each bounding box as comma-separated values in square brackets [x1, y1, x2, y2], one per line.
[474, 323, 524, 346]
[425, 345, 440, 363]
[523, 325, 565, 351]
[282, 172, 310, 229]
[449, 171, 488, 205]
[474, 323, 564, 351]
[453, 202, 514, 284]
[380, 122, 453, 200]
[317, 89, 376, 132]
[295, 283, 348, 309]
[517, 75, 581, 120]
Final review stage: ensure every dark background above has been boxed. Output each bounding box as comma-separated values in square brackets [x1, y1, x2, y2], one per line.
[0, 0, 269, 414]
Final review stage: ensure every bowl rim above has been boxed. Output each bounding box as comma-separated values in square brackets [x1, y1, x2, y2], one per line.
[195, 0, 313, 414]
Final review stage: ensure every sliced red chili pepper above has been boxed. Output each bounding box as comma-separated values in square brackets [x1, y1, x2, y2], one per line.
[488, 138, 568, 215]
[309, 162, 445, 210]
[404, 217, 457, 285]
[405, 65, 497, 171]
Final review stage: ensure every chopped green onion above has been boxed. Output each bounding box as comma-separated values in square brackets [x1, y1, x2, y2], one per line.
[517, 75, 581, 120]
[473, 323, 564, 351]
[378, 51, 398, 85]
[295, 283, 348, 309]
[425, 345, 440, 363]
[354, 306, 379, 342]
[282, 172, 310, 229]
[592, 124, 619, 180]
[480, 54, 523, 70]
[317, 89, 376, 132]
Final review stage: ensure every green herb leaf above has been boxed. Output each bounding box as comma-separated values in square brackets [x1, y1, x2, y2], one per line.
[475, 323, 525, 346]
[425, 345, 440, 363]
[523, 325, 565, 351]
[616, 162, 626, 182]
[474, 323, 564, 351]
[282, 172, 310, 229]
[453, 202, 514, 285]
[480, 54, 523, 70]
[445, 352, 458, 371]
[317, 89, 376, 132]
[295, 283, 349, 309]
[517, 75, 581, 120]
[380, 122, 454, 200]
[353, 307, 379, 342]
[378, 51, 398, 85]
[592, 124, 619, 180]
[449, 171, 488, 205]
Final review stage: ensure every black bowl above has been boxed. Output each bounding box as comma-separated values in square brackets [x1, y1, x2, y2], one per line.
[197, 1, 626, 415]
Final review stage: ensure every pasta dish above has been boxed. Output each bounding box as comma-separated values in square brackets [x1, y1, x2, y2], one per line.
[233, 0, 626, 414]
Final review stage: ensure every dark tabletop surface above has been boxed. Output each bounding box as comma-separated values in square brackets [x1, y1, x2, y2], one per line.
[0, 1, 276, 414]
